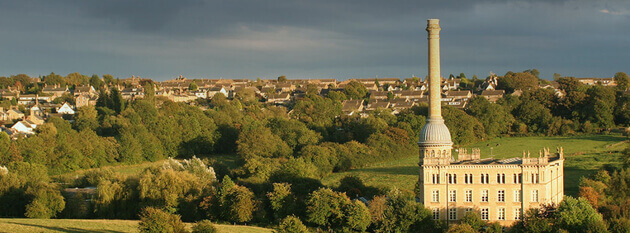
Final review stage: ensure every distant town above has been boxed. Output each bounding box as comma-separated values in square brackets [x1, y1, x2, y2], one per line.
[0, 73, 622, 138]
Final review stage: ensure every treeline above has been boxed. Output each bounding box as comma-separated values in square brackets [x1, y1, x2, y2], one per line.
[0, 72, 139, 93]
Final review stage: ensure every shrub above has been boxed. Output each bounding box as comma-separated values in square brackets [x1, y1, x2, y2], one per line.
[192, 220, 217, 233]
[138, 207, 188, 233]
[24, 183, 65, 219]
[278, 215, 309, 233]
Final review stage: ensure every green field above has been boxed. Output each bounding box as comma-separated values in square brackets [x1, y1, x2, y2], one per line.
[322, 134, 628, 196]
[0, 218, 273, 233]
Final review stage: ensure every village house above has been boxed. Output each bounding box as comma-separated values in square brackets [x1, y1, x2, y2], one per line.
[11, 120, 36, 135]
[56, 103, 75, 115]
[577, 77, 616, 86]
[395, 90, 424, 101]
[73, 85, 97, 97]
[341, 99, 364, 115]
[169, 94, 197, 103]
[266, 93, 291, 105]
[75, 94, 98, 108]
[446, 90, 473, 102]
[480, 90, 505, 103]
[370, 91, 389, 100]
[42, 85, 69, 98]
[207, 86, 229, 99]
[6, 109, 24, 121]
[365, 101, 390, 111]
[17, 95, 53, 106]
[121, 87, 145, 100]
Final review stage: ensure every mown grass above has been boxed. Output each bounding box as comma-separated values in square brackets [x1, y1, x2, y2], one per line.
[0, 218, 273, 233]
[322, 134, 628, 197]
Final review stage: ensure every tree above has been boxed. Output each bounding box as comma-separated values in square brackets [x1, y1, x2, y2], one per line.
[278, 75, 287, 82]
[73, 106, 99, 131]
[110, 88, 125, 113]
[222, 185, 257, 223]
[459, 211, 485, 231]
[614, 72, 629, 91]
[138, 168, 204, 211]
[555, 196, 607, 233]
[442, 106, 485, 144]
[138, 207, 188, 233]
[513, 101, 553, 134]
[267, 183, 297, 221]
[89, 74, 105, 91]
[189, 82, 198, 91]
[24, 183, 65, 219]
[615, 91, 630, 126]
[236, 124, 292, 159]
[306, 187, 348, 230]
[466, 97, 514, 138]
[583, 85, 616, 128]
[497, 72, 539, 93]
[266, 118, 321, 152]
[43, 72, 66, 86]
[373, 190, 437, 233]
[278, 215, 309, 233]
[446, 224, 476, 233]
[344, 81, 368, 100]
[191, 220, 217, 233]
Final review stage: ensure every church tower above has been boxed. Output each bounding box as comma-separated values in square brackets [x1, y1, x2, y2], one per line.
[418, 19, 453, 201]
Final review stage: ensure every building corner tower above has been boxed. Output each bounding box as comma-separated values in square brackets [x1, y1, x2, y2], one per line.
[418, 19, 453, 203]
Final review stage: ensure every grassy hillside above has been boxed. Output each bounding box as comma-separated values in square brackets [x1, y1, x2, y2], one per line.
[0, 218, 273, 233]
[322, 134, 628, 196]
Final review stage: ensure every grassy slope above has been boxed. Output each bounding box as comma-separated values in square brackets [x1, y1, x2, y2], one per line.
[322, 134, 628, 196]
[0, 218, 273, 233]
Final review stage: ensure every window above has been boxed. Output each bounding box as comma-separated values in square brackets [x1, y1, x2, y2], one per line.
[532, 190, 539, 202]
[465, 190, 472, 202]
[481, 208, 489, 220]
[465, 208, 473, 213]
[514, 190, 522, 202]
[448, 174, 457, 184]
[514, 173, 522, 184]
[514, 208, 522, 220]
[432, 190, 440, 202]
[432, 174, 440, 184]
[498, 190, 505, 202]
[498, 208, 505, 220]
[432, 208, 439, 220]
[449, 190, 456, 202]
[481, 189, 489, 202]
[532, 173, 540, 184]
[497, 173, 506, 184]
[481, 173, 489, 184]
[449, 208, 457, 220]
[464, 173, 473, 184]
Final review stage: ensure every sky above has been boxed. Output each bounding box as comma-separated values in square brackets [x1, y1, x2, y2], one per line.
[0, 0, 628, 81]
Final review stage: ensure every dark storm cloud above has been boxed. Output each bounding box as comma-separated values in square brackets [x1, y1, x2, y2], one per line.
[0, 0, 628, 80]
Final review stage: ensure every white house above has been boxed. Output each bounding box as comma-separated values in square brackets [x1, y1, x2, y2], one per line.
[56, 103, 75, 115]
[11, 121, 36, 135]
[208, 86, 229, 98]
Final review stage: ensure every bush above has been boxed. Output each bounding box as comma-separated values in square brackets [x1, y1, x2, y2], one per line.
[278, 215, 309, 233]
[138, 207, 188, 233]
[192, 220, 217, 233]
[24, 183, 65, 219]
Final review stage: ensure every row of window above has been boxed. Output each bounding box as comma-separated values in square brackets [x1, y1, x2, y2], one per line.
[429, 173, 539, 184]
[431, 189, 539, 203]
[432, 207, 523, 221]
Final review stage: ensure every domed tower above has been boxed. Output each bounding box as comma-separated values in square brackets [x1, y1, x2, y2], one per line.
[418, 19, 453, 201]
